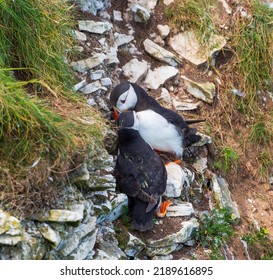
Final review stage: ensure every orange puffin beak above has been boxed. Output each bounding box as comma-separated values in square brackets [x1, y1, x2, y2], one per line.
[165, 159, 181, 166]
[155, 200, 173, 217]
[113, 106, 120, 121]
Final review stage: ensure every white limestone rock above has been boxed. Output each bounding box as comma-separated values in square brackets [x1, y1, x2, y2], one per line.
[169, 31, 226, 66]
[74, 79, 87, 92]
[146, 218, 199, 257]
[122, 58, 150, 83]
[35, 209, 83, 223]
[144, 66, 178, 90]
[38, 223, 61, 248]
[181, 75, 216, 104]
[166, 202, 195, 217]
[72, 30, 87, 41]
[211, 175, 240, 222]
[71, 54, 106, 73]
[124, 233, 146, 258]
[164, 0, 174, 5]
[165, 162, 185, 197]
[90, 70, 105, 80]
[131, 4, 151, 22]
[81, 81, 107, 95]
[114, 32, 134, 47]
[193, 157, 208, 174]
[78, 20, 113, 34]
[157, 24, 170, 39]
[113, 10, 123, 21]
[172, 98, 200, 111]
[143, 39, 180, 66]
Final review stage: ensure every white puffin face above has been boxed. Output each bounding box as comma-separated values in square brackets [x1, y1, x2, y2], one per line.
[116, 84, 137, 112]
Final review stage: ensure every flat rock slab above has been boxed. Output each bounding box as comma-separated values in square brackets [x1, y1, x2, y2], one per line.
[146, 218, 199, 257]
[166, 202, 195, 217]
[143, 39, 180, 66]
[169, 31, 226, 66]
[78, 20, 113, 34]
[122, 58, 150, 83]
[71, 54, 106, 73]
[181, 75, 216, 104]
[144, 66, 178, 89]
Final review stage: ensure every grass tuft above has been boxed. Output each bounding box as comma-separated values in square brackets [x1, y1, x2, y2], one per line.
[165, 0, 216, 43]
[232, 0, 273, 109]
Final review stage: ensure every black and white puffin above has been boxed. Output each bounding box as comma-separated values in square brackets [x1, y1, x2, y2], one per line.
[110, 82, 202, 159]
[115, 111, 170, 231]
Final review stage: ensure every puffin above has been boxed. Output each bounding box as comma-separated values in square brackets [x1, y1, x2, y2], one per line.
[115, 111, 170, 231]
[110, 82, 202, 159]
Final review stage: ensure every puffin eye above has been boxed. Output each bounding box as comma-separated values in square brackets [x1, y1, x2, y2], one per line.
[121, 99, 126, 104]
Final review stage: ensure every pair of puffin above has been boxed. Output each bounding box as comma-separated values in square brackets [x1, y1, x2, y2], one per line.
[111, 82, 202, 231]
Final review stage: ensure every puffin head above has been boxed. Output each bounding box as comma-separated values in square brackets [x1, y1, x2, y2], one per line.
[110, 82, 138, 114]
[117, 111, 139, 131]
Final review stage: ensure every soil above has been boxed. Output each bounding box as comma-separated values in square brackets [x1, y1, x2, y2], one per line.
[75, 0, 273, 259]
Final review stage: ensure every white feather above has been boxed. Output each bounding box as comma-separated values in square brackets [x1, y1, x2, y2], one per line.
[136, 110, 183, 157]
[116, 84, 137, 112]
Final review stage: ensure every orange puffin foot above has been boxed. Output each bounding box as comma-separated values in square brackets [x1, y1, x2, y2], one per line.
[165, 159, 181, 166]
[155, 200, 173, 217]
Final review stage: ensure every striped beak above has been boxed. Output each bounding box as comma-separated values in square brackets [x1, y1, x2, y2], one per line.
[113, 106, 120, 121]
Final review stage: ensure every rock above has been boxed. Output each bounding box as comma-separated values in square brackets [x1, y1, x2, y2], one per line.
[75, 0, 111, 15]
[157, 24, 170, 39]
[59, 217, 97, 257]
[122, 58, 150, 83]
[113, 10, 123, 21]
[81, 81, 107, 95]
[105, 47, 120, 65]
[218, 0, 232, 14]
[100, 77, 112, 87]
[38, 223, 61, 248]
[124, 233, 146, 258]
[191, 132, 212, 147]
[169, 31, 226, 66]
[144, 66, 178, 89]
[158, 88, 172, 106]
[72, 30, 87, 41]
[104, 193, 128, 223]
[193, 157, 208, 174]
[181, 75, 216, 104]
[164, 0, 174, 5]
[70, 229, 98, 260]
[95, 240, 127, 259]
[152, 255, 173, 260]
[211, 175, 240, 222]
[71, 163, 90, 184]
[143, 39, 180, 66]
[0, 210, 23, 245]
[35, 209, 83, 223]
[78, 20, 113, 34]
[90, 70, 105, 80]
[146, 218, 199, 257]
[172, 98, 200, 111]
[71, 54, 106, 73]
[129, 0, 158, 10]
[166, 202, 195, 217]
[131, 4, 151, 23]
[165, 163, 194, 198]
[114, 32, 134, 47]
[73, 79, 87, 92]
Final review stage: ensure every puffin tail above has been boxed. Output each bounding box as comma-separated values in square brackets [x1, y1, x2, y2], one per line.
[185, 119, 206, 125]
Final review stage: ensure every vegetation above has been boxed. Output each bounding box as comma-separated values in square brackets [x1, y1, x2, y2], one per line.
[232, 0, 273, 109]
[193, 208, 236, 259]
[242, 227, 273, 260]
[213, 147, 239, 173]
[165, 0, 216, 43]
[0, 0, 106, 216]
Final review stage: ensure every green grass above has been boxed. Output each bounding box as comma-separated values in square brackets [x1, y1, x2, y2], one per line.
[213, 147, 239, 173]
[193, 208, 236, 259]
[0, 0, 76, 94]
[165, 0, 216, 43]
[242, 227, 273, 260]
[258, 150, 273, 176]
[249, 119, 272, 146]
[0, 1, 107, 215]
[232, 0, 273, 108]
